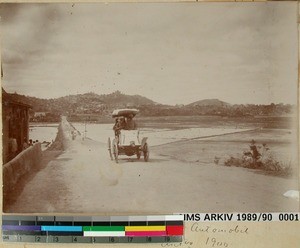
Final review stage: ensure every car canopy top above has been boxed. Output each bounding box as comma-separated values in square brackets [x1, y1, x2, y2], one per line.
[112, 108, 139, 118]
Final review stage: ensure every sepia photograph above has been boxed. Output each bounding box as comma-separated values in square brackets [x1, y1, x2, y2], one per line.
[1, 2, 299, 214]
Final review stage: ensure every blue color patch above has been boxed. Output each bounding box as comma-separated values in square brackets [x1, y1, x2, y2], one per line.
[41, 226, 82, 232]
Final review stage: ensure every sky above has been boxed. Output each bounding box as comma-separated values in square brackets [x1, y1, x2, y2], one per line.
[0, 2, 298, 105]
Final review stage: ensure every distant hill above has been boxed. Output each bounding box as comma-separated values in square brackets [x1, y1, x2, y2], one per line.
[4, 91, 157, 116]
[97, 91, 156, 106]
[3, 90, 295, 120]
[187, 99, 230, 107]
[54, 91, 156, 106]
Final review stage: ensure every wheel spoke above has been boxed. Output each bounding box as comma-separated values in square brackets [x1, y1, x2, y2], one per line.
[143, 143, 149, 162]
[108, 138, 113, 160]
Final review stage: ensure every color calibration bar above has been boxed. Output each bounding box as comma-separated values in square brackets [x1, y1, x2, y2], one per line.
[2, 215, 184, 243]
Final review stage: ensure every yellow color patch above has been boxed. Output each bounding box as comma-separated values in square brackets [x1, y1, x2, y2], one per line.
[125, 226, 166, 231]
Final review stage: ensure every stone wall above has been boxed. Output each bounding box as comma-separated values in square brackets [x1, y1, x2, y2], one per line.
[3, 143, 42, 195]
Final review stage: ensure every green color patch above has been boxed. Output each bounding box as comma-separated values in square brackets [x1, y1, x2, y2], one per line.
[83, 226, 125, 232]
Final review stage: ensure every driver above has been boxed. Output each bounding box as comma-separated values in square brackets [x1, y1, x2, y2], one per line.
[125, 114, 137, 130]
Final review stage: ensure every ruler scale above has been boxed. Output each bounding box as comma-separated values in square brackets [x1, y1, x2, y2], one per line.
[2, 215, 184, 243]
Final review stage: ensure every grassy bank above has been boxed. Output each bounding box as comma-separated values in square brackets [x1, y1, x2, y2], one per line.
[151, 129, 298, 178]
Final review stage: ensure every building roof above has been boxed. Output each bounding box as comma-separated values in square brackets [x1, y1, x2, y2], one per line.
[2, 88, 32, 108]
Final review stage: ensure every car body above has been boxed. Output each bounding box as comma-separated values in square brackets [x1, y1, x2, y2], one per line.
[108, 109, 149, 162]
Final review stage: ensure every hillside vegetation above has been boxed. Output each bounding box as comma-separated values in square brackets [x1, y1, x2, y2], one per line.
[5, 90, 296, 122]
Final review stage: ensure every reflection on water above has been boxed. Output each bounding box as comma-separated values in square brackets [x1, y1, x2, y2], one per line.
[29, 124, 59, 150]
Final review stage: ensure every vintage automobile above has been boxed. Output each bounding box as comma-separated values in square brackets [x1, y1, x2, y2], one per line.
[108, 109, 149, 163]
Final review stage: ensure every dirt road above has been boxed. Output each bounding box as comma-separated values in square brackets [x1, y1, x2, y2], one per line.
[7, 118, 299, 213]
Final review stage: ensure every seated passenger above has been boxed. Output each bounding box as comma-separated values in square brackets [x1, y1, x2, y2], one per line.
[125, 114, 137, 130]
[113, 117, 126, 136]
